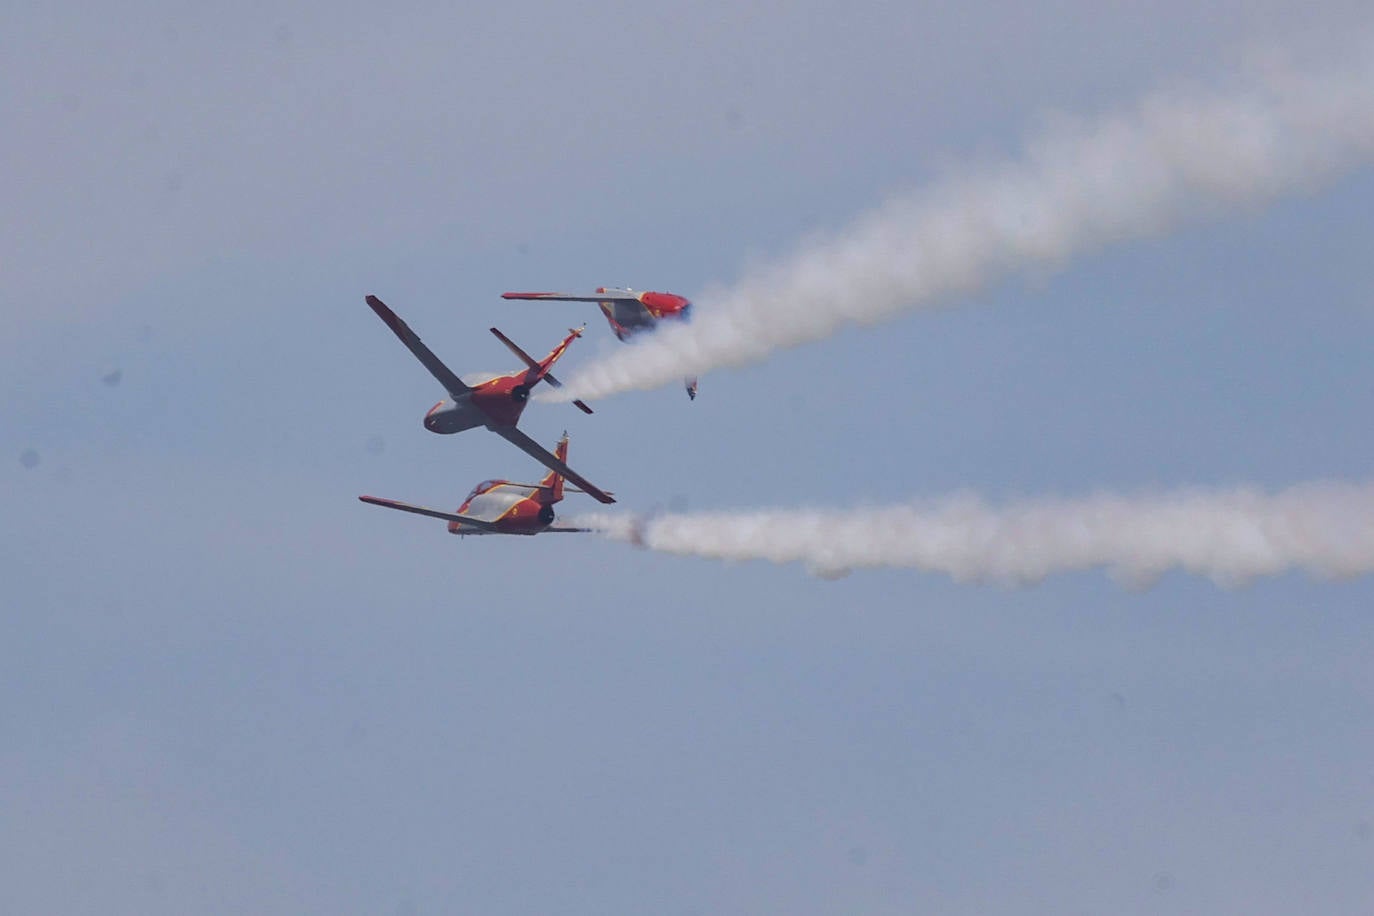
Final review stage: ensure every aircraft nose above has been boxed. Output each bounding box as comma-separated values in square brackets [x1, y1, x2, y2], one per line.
[424, 401, 444, 430]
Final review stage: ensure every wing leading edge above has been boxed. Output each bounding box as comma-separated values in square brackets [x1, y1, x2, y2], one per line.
[359, 496, 588, 533]
[365, 295, 471, 398]
[503, 291, 642, 303]
[358, 495, 509, 532]
[490, 426, 616, 504]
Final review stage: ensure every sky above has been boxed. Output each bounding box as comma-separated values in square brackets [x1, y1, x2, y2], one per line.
[4, 2, 1374, 913]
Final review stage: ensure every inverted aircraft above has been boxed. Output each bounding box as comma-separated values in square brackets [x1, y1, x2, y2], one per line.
[501, 287, 699, 399]
[359, 433, 595, 535]
[364, 294, 615, 504]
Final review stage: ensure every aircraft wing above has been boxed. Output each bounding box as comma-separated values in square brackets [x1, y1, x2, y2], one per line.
[365, 295, 470, 398]
[358, 495, 505, 532]
[490, 426, 616, 504]
[543, 527, 590, 533]
[503, 291, 642, 302]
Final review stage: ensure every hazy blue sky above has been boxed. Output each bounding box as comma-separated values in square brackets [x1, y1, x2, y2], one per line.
[4, 3, 1374, 913]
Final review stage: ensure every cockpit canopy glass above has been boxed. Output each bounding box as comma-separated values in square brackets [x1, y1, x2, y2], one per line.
[466, 479, 506, 500]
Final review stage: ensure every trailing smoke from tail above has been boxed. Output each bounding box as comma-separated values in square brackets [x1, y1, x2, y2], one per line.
[571, 480, 1374, 585]
[548, 43, 1374, 402]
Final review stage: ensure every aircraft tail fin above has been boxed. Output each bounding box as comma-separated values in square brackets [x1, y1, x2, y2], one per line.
[536, 432, 570, 502]
[489, 326, 594, 414]
[534, 326, 582, 376]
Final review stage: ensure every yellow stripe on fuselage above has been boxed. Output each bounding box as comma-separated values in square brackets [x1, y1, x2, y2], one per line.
[480, 483, 536, 524]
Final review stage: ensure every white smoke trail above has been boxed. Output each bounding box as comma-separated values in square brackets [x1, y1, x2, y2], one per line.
[570, 480, 1374, 585]
[547, 43, 1374, 402]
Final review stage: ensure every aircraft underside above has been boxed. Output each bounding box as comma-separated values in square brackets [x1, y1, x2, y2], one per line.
[606, 301, 657, 338]
[424, 398, 487, 434]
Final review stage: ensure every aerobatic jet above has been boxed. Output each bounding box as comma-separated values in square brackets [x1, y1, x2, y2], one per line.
[364, 294, 615, 504]
[359, 433, 596, 535]
[501, 287, 699, 399]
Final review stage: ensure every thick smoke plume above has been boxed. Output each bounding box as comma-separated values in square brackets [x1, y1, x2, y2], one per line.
[549, 45, 1374, 401]
[571, 480, 1374, 584]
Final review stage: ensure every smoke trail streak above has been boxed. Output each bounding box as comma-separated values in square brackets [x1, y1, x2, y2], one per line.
[547, 45, 1374, 402]
[571, 481, 1374, 585]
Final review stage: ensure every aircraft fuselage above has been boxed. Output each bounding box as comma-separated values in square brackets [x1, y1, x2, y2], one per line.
[447, 483, 552, 536]
[423, 374, 531, 434]
[598, 290, 692, 341]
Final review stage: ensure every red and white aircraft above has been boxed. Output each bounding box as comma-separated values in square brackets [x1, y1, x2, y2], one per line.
[501, 288, 699, 399]
[365, 294, 615, 504]
[359, 433, 596, 535]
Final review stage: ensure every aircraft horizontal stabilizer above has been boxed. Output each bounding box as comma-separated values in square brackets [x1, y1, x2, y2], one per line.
[537, 372, 594, 414]
[489, 327, 593, 414]
[489, 326, 541, 372]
